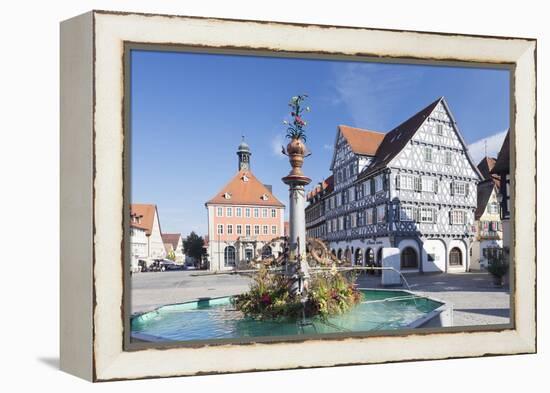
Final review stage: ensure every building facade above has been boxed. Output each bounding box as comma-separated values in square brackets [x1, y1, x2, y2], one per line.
[205, 139, 286, 271]
[306, 97, 482, 273]
[305, 175, 334, 240]
[491, 130, 511, 249]
[162, 233, 185, 263]
[471, 157, 503, 270]
[130, 204, 166, 270]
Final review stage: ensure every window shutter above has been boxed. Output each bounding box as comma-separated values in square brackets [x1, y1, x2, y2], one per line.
[449, 210, 453, 225]
[383, 174, 388, 191]
[450, 181, 454, 196]
[370, 178, 375, 194]
[465, 183, 470, 197]
[385, 205, 389, 222]
[434, 179, 439, 193]
[396, 174, 401, 190]
[433, 207, 438, 223]
[373, 207, 378, 224]
[463, 211, 467, 224]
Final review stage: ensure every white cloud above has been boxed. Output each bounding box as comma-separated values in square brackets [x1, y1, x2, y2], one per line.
[467, 130, 507, 164]
[330, 63, 423, 129]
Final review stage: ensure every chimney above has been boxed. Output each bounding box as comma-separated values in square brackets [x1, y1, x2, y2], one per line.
[263, 184, 272, 193]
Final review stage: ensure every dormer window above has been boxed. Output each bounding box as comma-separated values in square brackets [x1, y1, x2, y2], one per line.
[260, 194, 269, 201]
[242, 174, 249, 182]
[223, 192, 232, 199]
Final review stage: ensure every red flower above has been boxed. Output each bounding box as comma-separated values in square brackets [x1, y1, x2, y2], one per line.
[261, 293, 272, 305]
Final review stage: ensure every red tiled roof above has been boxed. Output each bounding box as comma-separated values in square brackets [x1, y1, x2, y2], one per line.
[477, 156, 500, 188]
[338, 125, 385, 156]
[307, 175, 334, 200]
[130, 204, 159, 236]
[162, 233, 181, 250]
[206, 169, 284, 207]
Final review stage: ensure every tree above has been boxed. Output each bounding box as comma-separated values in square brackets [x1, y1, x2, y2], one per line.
[183, 231, 206, 268]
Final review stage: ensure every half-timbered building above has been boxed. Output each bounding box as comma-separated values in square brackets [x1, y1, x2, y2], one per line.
[307, 97, 482, 273]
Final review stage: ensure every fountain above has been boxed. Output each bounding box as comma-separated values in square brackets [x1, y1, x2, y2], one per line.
[130, 95, 453, 343]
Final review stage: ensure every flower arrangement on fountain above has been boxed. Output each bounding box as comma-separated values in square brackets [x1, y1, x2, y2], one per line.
[233, 265, 362, 320]
[233, 95, 362, 320]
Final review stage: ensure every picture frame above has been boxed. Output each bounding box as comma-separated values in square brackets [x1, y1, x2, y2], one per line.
[60, 10, 536, 381]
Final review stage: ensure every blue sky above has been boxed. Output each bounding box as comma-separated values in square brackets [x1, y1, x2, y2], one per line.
[131, 50, 510, 236]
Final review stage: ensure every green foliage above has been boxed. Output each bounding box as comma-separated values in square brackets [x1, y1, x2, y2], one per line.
[233, 266, 362, 320]
[307, 272, 363, 318]
[487, 253, 509, 278]
[183, 231, 206, 266]
[284, 94, 310, 142]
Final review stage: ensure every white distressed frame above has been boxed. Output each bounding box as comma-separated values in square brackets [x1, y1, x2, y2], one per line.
[60, 10, 536, 381]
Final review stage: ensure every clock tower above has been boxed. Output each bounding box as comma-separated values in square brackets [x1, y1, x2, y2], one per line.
[237, 136, 251, 171]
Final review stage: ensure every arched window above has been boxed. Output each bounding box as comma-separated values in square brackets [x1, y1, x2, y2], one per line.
[224, 246, 236, 267]
[261, 245, 272, 258]
[449, 247, 463, 266]
[366, 248, 375, 266]
[345, 248, 352, 263]
[354, 248, 363, 266]
[337, 249, 343, 260]
[401, 247, 418, 269]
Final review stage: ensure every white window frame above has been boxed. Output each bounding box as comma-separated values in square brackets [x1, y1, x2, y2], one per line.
[253, 208, 259, 218]
[271, 208, 276, 218]
[450, 210, 466, 225]
[217, 224, 224, 234]
[489, 202, 499, 214]
[263, 225, 268, 235]
[254, 225, 260, 235]
[376, 205, 386, 223]
[444, 151, 453, 166]
[227, 224, 233, 235]
[400, 206, 415, 222]
[236, 207, 242, 217]
[216, 207, 223, 217]
[365, 208, 374, 225]
[398, 174, 415, 190]
[271, 225, 277, 235]
[422, 177, 436, 193]
[420, 207, 435, 223]
[436, 124, 443, 136]
[424, 146, 433, 162]
[245, 225, 251, 236]
[226, 207, 232, 217]
[262, 208, 268, 218]
[245, 208, 251, 218]
[375, 175, 383, 193]
[453, 181, 467, 196]
[236, 225, 242, 235]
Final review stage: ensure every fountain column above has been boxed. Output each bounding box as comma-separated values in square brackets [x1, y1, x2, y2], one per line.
[282, 136, 311, 296]
[281, 94, 312, 296]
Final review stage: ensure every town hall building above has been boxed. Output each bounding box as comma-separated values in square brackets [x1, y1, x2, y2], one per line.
[306, 97, 482, 273]
[205, 139, 286, 271]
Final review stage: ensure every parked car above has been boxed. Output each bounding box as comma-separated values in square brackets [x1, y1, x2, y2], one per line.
[149, 259, 184, 272]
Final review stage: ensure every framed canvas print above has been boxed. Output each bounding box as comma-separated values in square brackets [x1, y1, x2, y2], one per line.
[60, 10, 537, 381]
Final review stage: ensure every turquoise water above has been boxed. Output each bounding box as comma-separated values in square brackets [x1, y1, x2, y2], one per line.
[131, 290, 442, 342]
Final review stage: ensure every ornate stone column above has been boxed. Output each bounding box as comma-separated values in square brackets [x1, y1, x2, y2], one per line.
[281, 95, 312, 296]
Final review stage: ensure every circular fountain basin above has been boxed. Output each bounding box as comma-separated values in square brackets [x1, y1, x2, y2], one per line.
[131, 289, 450, 343]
